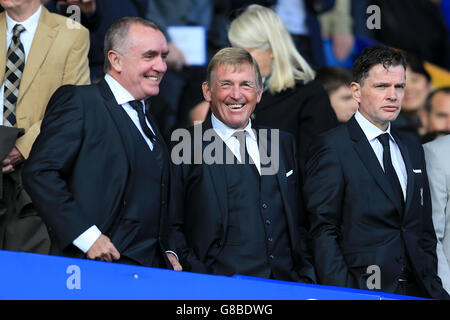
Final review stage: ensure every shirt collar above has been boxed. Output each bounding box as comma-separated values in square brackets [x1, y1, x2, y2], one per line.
[211, 113, 257, 142]
[355, 109, 394, 142]
[6, 5, 41, 36]
[104, 74, 142, 106]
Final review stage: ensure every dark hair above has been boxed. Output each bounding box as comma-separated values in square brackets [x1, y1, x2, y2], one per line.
[104, 17, 161, 73]
[405, 52, 431, 83]
[424, 86, 450, 112]
[315, 66, 353, 93]
[352, 44, 406, 85]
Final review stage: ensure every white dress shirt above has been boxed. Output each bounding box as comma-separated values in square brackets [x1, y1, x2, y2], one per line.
[0, 5, 42, 124]
[72, 74, 158, 253]
[211, 113, 261, 175]
[355, 110, 407, 200]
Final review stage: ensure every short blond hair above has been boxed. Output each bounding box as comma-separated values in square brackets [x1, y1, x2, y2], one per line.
[228, 5, 315, 93]
[206, 47, 263, 92]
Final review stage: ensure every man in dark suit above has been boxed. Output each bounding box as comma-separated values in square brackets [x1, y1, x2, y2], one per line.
[167, 47, 316, 283]
[22, 17, 176, 268]
[303, 44, 449, 299]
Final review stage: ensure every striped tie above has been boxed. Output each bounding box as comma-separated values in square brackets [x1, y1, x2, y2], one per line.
[3, 24, 25, 127]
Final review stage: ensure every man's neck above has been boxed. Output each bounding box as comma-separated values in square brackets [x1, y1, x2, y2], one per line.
[6, 2, 41, 22]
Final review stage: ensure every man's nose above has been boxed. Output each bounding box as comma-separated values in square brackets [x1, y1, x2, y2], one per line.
[153, 55, 167, 73]
[230, 85, 242, 100]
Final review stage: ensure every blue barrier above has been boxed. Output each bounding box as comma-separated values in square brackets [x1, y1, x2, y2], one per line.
[0, 250, 423, 300]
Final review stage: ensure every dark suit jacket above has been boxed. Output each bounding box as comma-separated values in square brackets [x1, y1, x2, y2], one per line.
[252, 80, 338, 174]
[303, 115, 449, 299]
[22, 79, 171, 266]
[168, 116, 316, 282]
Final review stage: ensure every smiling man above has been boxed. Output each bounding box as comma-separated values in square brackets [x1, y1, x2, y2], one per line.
[21, 17, 177, 269]
[303, 44, 449, 299]
[167, 47, 316, 283]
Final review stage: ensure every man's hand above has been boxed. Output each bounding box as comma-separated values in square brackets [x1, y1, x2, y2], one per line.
[167, 42, 188, 72]
[86, 234, 120, 262]
[166, 252, 183, 271]
[2, 147, 24, 173]
[57, 0, 96, 16]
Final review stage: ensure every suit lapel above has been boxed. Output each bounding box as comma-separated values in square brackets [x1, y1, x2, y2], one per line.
[347, 116, 403, 215]
[18, 7, 58, 104]
[202, 117, 229, 236]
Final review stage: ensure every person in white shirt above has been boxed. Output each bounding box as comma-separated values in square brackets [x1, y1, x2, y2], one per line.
[303, 44, 449, 299]
[22, 17, 179, 269]
[167, 47, 316, 283]
[0, 0, 90, 254]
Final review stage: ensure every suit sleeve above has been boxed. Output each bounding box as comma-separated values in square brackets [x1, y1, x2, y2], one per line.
[424, 143, 450, 293]
[22, 86, 93, 250]
[302, 134, 350, 286]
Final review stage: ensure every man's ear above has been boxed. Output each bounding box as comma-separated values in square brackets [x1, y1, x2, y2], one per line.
[202, 82, 212, 102]
[256, 86, 263, 103]
[350, 81, 361, 105]
[419, 108, 429, 130]
[108, 50, 122, 73]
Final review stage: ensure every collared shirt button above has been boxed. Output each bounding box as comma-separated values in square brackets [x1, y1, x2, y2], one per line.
[262, 203, 268, 209]
[265, 219, 271, 225]
[268, 237, 273, 242]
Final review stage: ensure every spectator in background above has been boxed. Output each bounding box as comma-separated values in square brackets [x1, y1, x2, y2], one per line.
[144, 0, 214, 138]
[319, 0, 354, 63]
[424, 134, 450, 294]
[275, 0, 335, 69]
[315, 66, 358, 122]
[190, 4, 338, 172]
[392, 53, 433, 141]
[362, 0, 450, 70]
[420, 87, 450, 143]
[0, 0, 90, 254]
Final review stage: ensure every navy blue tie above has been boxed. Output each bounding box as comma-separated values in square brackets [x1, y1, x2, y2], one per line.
[129, 100, 156, 142]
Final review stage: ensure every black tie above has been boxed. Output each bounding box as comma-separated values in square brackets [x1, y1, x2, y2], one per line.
[129, 100, 156, 142]
[377, 133, 404, 206]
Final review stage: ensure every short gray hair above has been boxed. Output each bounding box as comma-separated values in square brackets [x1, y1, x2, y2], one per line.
[103, 17, 160, 73]
[206, 47, 263, 92]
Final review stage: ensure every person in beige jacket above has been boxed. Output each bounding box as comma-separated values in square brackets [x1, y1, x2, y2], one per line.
[0, 0, 90, 253]
[424, 134, 450, 294]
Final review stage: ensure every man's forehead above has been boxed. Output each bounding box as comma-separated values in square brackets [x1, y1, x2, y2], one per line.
[368, 64, 405, 78]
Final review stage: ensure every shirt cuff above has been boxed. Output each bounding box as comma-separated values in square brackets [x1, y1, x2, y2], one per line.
[165, 250, 179, 261]
[72, 225, 102, 253]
